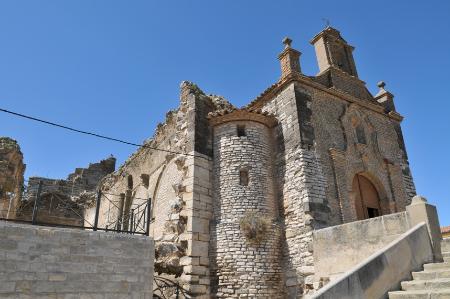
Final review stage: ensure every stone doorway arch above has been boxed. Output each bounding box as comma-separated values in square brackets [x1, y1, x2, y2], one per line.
[352, 173, 382, 220]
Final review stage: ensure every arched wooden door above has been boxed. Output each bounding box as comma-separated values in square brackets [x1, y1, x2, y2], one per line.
[352, 174, 382, 220]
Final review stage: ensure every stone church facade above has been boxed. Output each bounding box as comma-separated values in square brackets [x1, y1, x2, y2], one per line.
[83, 26, 416, 298]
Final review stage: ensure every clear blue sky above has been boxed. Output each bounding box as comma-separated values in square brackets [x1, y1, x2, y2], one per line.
[0, 1, 448, 225]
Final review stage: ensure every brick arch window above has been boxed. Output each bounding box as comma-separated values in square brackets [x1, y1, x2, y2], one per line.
[239, 169, 249, 186]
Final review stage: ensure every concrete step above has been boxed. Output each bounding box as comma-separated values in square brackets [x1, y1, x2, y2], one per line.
[424, 262, 450, 271]
[389, 289, 450, 299]
[413, 270, 450, 280]
[401, 278, 450, 291]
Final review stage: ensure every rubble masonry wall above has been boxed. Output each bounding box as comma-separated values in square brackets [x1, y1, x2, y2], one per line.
[211, 120, 283, 298]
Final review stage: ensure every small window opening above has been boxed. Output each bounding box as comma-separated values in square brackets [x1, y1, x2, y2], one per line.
[355, 125, 366, 144]
[127, 175, 133, 190]
[141, 174, 150, 188]
[237, 125, 246, 137]
[367, 207, 380, 218]
[239, 169, 249, 186]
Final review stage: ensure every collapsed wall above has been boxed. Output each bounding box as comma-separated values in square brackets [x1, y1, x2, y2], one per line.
[91, 82, 234, 298]
[16, 157, 116, 226]
[0, 137, 25, 220]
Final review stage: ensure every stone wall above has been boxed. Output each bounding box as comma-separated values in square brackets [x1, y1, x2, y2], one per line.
[210, 118, 283, 298]
[293, 81, 414, 227]
[0, 220, 154, 298]
[313, 212, 410, 281]
[91, 82, 233, 298]
[0, 137, 25, 220]
[246, 90, 402, 296]
[244, 29, 416, 296]
[258, 82, 325, 297]
[25, 157, 116, 201]
[312, 196, 443, 297]
[311, 223, 433, 299]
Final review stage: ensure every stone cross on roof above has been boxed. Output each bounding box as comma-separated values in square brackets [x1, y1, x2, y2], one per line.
[282, 37, 292, 49]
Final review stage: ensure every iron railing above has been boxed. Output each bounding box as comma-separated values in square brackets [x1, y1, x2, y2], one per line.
[0, 180, 152, 235]
[153, 276, 192, 299]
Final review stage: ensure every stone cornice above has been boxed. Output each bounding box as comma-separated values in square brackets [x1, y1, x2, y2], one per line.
[246, 73, 404, 123]
[309, 26, 354, 50]
[388, 111, 403, 121]
[278, 47, 301, 60]
[208, 109, 278, 128]
[374, 91, 394, 101]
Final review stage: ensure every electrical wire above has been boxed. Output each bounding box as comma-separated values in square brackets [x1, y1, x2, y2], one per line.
[0, 107, 209, 159]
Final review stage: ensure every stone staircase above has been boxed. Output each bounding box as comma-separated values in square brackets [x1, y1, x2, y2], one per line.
[389, 240, 450, 298]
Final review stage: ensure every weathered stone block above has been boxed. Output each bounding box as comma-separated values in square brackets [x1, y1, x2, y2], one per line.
[187, 240, 209, 257]
[187, 217, 209, 234]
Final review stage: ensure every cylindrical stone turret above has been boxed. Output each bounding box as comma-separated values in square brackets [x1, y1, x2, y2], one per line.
[209, 109, 283, 298]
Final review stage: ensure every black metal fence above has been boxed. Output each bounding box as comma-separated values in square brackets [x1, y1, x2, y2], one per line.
[99, 189, 152, 235]
[1, 180, 152, 236]
[153, 276, 192, 299]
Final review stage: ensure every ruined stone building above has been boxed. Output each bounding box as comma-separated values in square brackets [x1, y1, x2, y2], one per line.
[16, 156, 116, 226]
[0, 137, 25, 220]
[77, 26, 417, 298]
[0, 143, 116, 226]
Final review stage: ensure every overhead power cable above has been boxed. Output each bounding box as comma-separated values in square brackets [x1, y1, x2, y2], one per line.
[0, 107, 204, 158]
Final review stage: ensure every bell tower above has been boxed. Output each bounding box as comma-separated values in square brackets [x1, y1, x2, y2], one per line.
[310, 26, 358, 77]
